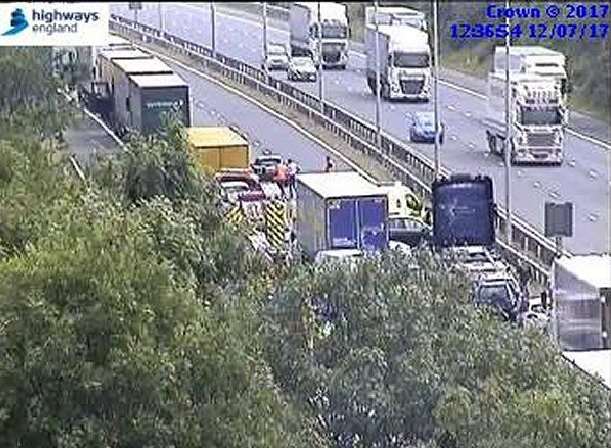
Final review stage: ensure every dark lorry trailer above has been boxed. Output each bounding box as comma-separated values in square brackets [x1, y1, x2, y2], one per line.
[295, 171, 389, 259]
[95, 48, 152, 86]
[431, 174, 496, 248]
[88, 48, 152, 119]
[123, 73, 191, 136]
[104, 57, 174, 134]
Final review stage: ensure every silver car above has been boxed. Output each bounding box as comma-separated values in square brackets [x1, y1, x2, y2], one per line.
[287, 56, 317, 82]
[263, 43, 289, 70]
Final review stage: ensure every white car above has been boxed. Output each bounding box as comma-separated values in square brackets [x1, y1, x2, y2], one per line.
[314, 249, 363, 265]
[388, 240, 412, 256]
[263, 43, 289, 70]
[219, 181, 250, 205]
[287, 56, 317, 82]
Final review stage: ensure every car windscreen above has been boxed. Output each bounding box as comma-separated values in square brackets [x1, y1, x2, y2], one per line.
[519, 107, 562, 125]
[268, 46, 285, 55]
[259, 159, 280, 166]
[393, 52, 429, 68]
[322, 25, 347, 39]
[477, 285, 512, 309]
[293, 59, 312, 67]
[418, 117, 434, 127]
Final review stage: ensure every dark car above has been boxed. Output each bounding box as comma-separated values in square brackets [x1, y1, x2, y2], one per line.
[388, 217, 430, 247]
[472, 275, 523, 322]
[251, 154, 282, 182]
[408, 111, 445, 143]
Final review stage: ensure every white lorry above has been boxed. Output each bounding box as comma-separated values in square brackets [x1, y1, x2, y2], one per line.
[289, 2, 349, 69]
[484, 71, 567, 165]
[364, 7, 431, 101]
[552, 254, 611, 351]
[494, 46, 568, 101]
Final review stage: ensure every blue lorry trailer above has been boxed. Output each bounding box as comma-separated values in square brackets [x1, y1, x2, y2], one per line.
[431, 174, 496, 248]
[295, 171, 389, 260]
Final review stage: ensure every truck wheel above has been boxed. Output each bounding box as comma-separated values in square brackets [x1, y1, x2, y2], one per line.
[366, 78, 374, 93]
[338, 64, 346, 70]
[489, 135, 497, 155]
[382, 83, 390, 100]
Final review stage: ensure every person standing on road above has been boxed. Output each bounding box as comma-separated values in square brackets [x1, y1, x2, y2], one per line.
[274, 160, 289, 198]
[325, 156, 334, 172]
[287, 158, 299, 198]
[518, 262, 531, 291]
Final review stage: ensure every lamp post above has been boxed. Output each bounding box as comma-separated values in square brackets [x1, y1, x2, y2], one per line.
[504, 0, 513, 244]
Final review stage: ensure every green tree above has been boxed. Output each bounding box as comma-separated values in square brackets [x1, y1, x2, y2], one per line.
[265, 252, 611, 447]
[0, 48, 72, 140]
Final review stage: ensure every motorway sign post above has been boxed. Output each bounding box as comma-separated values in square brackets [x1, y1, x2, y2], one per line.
[374, 0, 381, 152]
[262, 3, 268, 76]
[129, 2, 142, 23]
[432, 0, 440, 178]
[317, 2, 323, 114]
[545, 201, 573, 256]
[210, 3, 217, 58]
[504, 0, 513, 245]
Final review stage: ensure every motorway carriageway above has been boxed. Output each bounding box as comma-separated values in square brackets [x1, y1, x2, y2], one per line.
[112, 3, 610, 254]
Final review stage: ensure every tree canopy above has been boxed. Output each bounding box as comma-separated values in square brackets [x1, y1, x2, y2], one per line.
[0, 48, 609, 447]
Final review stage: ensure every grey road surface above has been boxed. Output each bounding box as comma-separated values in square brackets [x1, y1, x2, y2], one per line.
[65, 112, 120, 167]
[112, 3, 610, 254]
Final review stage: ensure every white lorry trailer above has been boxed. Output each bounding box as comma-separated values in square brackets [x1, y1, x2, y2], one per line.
[289, 2, 349, 69]
[364, 23, 431, 101]
[494, 46, 568, 101]
[365, 6, 427, 31]
[484, 71, 566, 165]
[552, 254, 611, 351]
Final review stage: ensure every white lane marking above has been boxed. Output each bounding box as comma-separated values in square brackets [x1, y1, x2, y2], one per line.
[447, 105, 455, 111]
[450, 135, 457, 141]
[567, 159, 576, 167]
[439, 79, 486, 100]
[533, 181, 541, 188]
[588, 213, 599, 222]
[588, 169, 598, 179]
[464, 111, 472, 117]
[567, 128, 611, 150]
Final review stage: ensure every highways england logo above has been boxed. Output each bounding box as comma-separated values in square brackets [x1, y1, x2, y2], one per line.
[0, 3, 108, 45]
[2, 8, 28, 36]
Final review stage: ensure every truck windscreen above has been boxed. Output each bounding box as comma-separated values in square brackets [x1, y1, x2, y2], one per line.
[520, 107, 561, 125]
[393, 53, 429, 68]
[322, 25, 347, 39]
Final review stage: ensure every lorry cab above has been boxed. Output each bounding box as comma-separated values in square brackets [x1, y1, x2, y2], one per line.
[290, 2, 349, 69]
[486, 71, 566, 164]
[365, 23, 431, 100]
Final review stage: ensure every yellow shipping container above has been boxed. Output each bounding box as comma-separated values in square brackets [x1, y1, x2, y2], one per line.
[187, 127, 250, 173]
